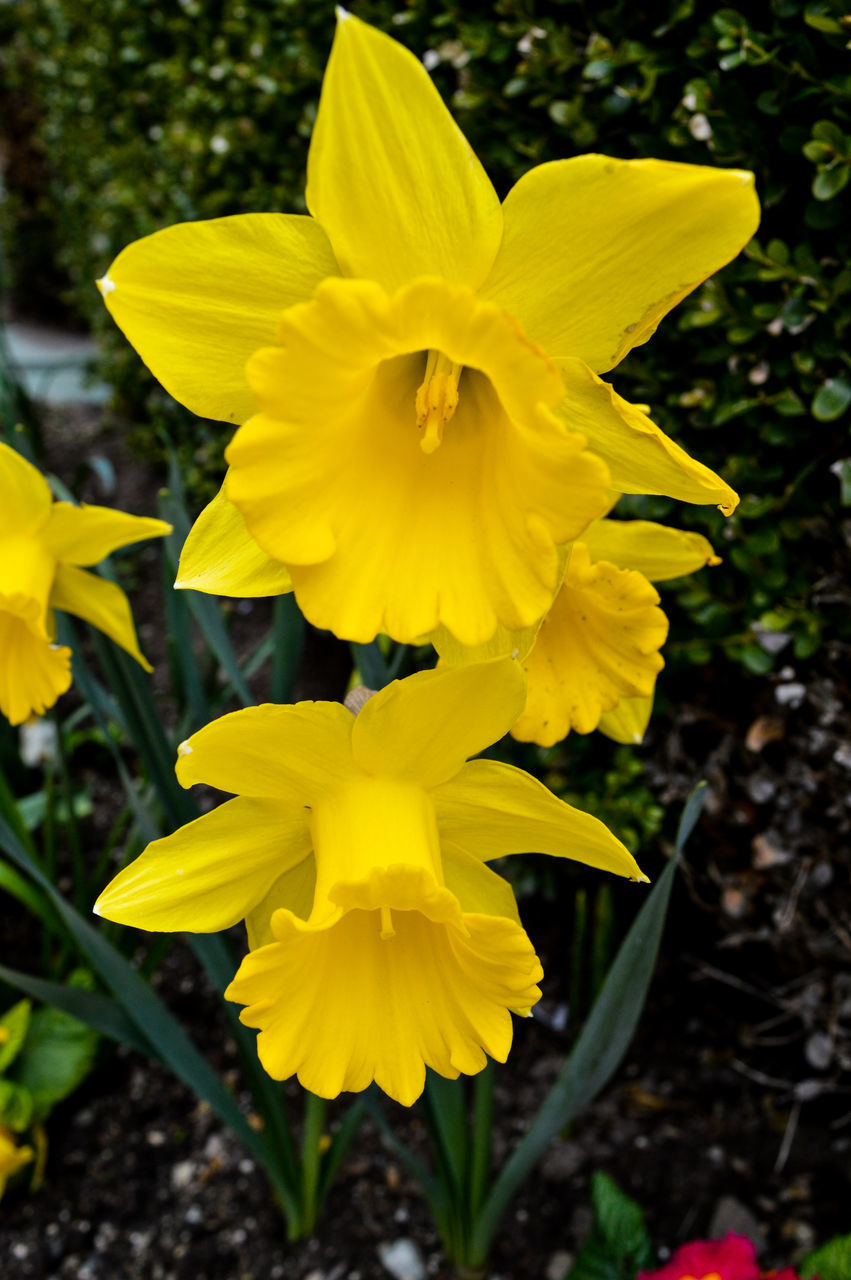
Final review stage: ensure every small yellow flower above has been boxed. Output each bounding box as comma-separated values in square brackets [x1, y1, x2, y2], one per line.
[0, 1124, 33, 1200]
[0, 442, 170, 725]
[95, 659, 644, 1105]
[434, 518, 720, 746]
[99, 13, 758, 647]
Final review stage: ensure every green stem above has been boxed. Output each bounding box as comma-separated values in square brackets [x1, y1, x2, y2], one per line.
[297, 1090, 328, 1238]
[468, 1062, 494, 1223]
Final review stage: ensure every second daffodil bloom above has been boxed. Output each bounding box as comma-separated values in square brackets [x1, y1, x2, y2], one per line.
[0, 442, 170, 726]
[0, 1124, 33, 1201]
[95, 659, 645, 1105]
[99, 12, 759, 647]
[434, 517, 719, 747]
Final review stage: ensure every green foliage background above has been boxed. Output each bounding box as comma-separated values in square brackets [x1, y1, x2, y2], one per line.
[1, 0, 849, 679]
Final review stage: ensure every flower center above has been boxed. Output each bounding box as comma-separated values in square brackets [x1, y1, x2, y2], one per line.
[415, 350, 463, 454]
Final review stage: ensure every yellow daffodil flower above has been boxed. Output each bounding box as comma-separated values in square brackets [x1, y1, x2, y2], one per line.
[99, 13, 758, 647]
[95, 658, 645, 1105]
[0, 1124, 33, 1200]
[0, 442, 170, 725]
[435, 519, 719, 746]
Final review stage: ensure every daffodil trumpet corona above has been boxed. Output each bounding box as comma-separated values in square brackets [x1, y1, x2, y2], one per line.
[433, 516, 721, 746]
[98, 11, 759, 648]
[95, 658, 646, 1106]
[0, 442, 170, 726]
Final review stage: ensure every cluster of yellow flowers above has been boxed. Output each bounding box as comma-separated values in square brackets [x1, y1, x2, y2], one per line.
[2, 14, 758, 1105]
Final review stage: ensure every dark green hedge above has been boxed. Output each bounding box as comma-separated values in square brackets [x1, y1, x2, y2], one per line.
[1, 0, 849, 671]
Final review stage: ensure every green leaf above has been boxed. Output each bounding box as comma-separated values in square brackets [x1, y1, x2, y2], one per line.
[0, 1001, 32, 1073]
[801, 1233, 851, 1280]
[468, 788, 704, 1265]
[812, 378, 851, 422]
[0, 964, 153, 1058]
[11, 1005, 99, 1121]
[565, 1171, 653, 1280]
[812, 165, 850, 202]
[0, 1078, 34, 1131]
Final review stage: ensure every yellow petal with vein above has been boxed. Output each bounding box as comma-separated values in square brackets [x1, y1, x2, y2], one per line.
[94, 796, 312, 932]
[433, 758, 645, 881]
[0, 442, 52, 537]
[100, 213, 339, 424]
[42, 503, 170, 566]
[598, 695, 654, 746]
[306, 12, 502, 291]
[557, 360, 738, 514]
[174, 702, 356, 802]
[483, 155, 759, 371]
[582, 518, 719, 581]
[351, 658, 526, 789]
[50, 564, 151, 670]
[176, 484, 293, 597]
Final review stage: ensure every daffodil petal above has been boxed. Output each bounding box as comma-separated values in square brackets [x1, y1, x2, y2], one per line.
[245, 854, 317, 951]
[429, 618, 543, 667]
[175, 484, 293, 597]
[442, 840, 521, 924]
[94, 796, 312, 932]
[50, 564, 152, 670]
[99, 213, 339, 424]
[351, 658, 526, 789]
[557, 360, 738, 513]
[598, 695, 654, 746]
[582, 519, 719, 581]
[41, 502, 170, 566]
[306, 12, 502, 291]
[226, 904, 541, 1105]
[174, 702, 356, 801]
[433, 758, 646, 881]
[511, 543, 668, 743]
[0, 442, 52, 537]
[483, 155, 759, 372]
[0, 614, 71, 726]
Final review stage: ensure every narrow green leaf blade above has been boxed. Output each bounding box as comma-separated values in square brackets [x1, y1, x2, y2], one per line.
[0, 964, 152, 1058]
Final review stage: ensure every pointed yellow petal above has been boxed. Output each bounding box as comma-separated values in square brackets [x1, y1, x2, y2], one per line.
[442, 840, 521, 924]
[351, 658, 526, 789]
[557, 360, 738, 513]
[582, 518, 720, 581]
[174, 702, 356, 801]
[175, 483, 293, 597]
[0, 442, 52, 537]
[94, 797, 312, 932]
[245, 854, 317, 951]
[433, 758, 646, 880]
[0, 615, 71, 726]
[306, 12, 502, 291]
[99, 213, 339, 423]
[483, 155, 759, 371]
[598, 695, 654, 746]
[227, 904, 541, 1105]
[227, 276, 610, 645]
[50, 564, 152, 670]
[511, 543, 668, 743]
[42, 502, 170, 566]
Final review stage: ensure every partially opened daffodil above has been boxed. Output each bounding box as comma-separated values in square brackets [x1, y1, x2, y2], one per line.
[434, 518, 719, 746]
[99, 12, 758, 646]
[0, 442, 170, 726]
[95, 658, 644, 1105]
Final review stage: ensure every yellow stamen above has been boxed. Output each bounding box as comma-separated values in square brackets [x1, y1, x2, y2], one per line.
[415, 350, 462, 454]
[380, 905, 396, 940]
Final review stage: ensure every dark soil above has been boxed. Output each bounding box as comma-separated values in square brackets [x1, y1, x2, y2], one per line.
[0, 413, 849, 1280]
